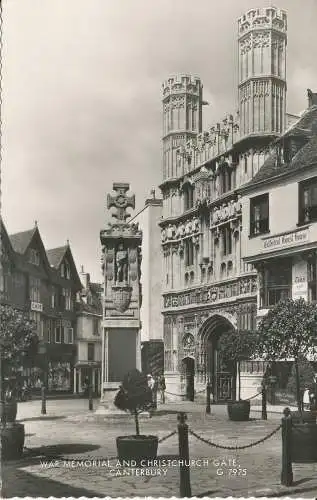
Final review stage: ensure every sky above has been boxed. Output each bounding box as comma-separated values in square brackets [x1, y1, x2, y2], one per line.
[2, 0, 317, 281]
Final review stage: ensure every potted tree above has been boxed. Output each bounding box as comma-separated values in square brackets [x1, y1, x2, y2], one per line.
[255, 297, 317, 463]
[218, 329, 258, 421]
[0, 304, 38, 459]
[114, 369, 158, 464]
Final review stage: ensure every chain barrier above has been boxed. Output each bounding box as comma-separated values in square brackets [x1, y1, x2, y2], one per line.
[158, 430, 177, 443]
[188, 424, 282, 451]
[195, 388, 207, 394]
[165, 391, 187, 397]
[245, 391, 262, 401]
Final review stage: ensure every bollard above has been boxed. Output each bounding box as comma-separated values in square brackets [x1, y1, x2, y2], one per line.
[177, 412, 191, 498]
[88, 384, 93, 411]
[281, 407, 293, 486]
[206, 383, 211, 414]
[41, 384, 47, 415]
[261, 385, 267, 420]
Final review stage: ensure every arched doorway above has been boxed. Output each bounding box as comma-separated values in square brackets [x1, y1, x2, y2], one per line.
[181, 357, 195, 401]
[199, 314, 236, 403]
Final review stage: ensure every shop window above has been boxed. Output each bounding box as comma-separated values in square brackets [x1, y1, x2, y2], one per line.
[88, 343, 95, 361]
[250, 193, 269, 236]
[184, 239, 194, 267]
[299, 176, 317, 225]
[260, 259, 292, 308]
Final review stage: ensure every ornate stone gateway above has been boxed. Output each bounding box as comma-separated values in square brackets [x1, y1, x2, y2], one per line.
[199, 315, 236, 403]
[99, 183, 142, 403]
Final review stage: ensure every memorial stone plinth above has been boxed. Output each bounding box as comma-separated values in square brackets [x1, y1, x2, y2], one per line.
[97, 183, 142, 414]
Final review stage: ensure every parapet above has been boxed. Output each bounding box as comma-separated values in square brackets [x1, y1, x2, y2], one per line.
[238, 6, 287, 38]
[162, 75, 202, 99]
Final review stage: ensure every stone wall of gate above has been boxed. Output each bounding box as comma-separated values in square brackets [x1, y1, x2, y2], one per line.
[163, 300, 257, 400]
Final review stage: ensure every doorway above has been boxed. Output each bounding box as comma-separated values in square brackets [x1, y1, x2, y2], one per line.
[182, 357, 195, 401]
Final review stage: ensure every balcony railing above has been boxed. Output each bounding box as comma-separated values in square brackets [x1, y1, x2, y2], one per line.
[250, 217, 269, 236]
[260, 285, 291, 308]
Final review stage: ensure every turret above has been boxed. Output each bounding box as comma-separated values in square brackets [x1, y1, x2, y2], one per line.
[238, 6, 287, 137]
[162, 75, 203, 181]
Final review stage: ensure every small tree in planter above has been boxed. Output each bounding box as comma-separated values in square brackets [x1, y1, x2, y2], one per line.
[0, 304, 38, 459]
[255, 297, 317, 463]
[114, 369, 158, 463]
[218, 329, 258, 421]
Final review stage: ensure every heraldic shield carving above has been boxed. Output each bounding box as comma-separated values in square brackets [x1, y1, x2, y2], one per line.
[112, 285, 132, 313]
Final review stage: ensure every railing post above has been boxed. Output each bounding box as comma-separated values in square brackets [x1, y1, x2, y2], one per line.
[88, 383, 93, 411]
[281, 407, 293, 486]
[206, 383, 211, 414]
[261, 384, 267, 420]
[177, 412, 191, 498]
[41, 384, 47, 415]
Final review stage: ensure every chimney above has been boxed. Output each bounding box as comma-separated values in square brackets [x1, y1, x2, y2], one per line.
[79, 265, 90, 290]
[307, 89, 317, 108]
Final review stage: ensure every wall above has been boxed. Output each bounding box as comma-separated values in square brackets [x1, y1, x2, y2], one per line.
[133, 199, 163, 341]
[241, 165, 317, 260]
[77, 315, 102, 361]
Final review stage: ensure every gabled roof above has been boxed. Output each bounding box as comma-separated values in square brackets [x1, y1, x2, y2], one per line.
[9, 228, 37, 254]
[240, 105, 317, 191]
[46, 246, 68, 269]
[1, 220, 16, 262]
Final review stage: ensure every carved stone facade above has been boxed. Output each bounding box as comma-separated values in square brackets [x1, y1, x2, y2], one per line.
[159, 6, 288, 402]
[100, 183, 142, 395]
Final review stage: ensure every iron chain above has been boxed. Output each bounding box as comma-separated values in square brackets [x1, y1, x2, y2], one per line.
[165, 391, 187, 397]
[245, 391, 263, 401]
[158, 430, 177, 443]
[188, 424, 282, 451]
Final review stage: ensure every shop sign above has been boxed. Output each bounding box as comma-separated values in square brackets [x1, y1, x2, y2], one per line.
[263, 228, 309, 252]
[292, 259, 308, 301]
[31, 302, 43, 312]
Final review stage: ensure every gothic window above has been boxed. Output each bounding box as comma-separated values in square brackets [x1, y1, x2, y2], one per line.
[88, 342, 95, 361]
[298, 176, 317, 225]
[184, 184, 194, 210]
[250, 193, 269, 236]
[221, 167, 232, 194]
[222, 225, 232, 256]
[184, 239, 194, 267]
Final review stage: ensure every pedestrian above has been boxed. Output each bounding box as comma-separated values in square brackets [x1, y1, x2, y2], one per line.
[303, 386, 310, 411]
[147, 374, 155, 415]
[158, 375, 166, 404]
[309, 386, 316, 412]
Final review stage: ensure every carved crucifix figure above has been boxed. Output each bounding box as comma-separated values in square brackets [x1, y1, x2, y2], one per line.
[115, 243, 128, 283]
[107, 183, 135, 222]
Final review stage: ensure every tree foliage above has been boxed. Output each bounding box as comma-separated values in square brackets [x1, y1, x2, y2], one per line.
[114, 369, 153, 435]
[218, 330, 258, 363]
[286, 355, 316, 396]
[255, 298, 317, 361]
[218, 329, 258, 400]
[0, 304, 39, 377]
[255, 298, 317, 412]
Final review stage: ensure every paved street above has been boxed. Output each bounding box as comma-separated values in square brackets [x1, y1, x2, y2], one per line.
[2, 398, 317, 498]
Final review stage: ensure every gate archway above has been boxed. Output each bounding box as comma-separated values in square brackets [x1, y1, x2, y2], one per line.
[198, 314, 236, 403]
